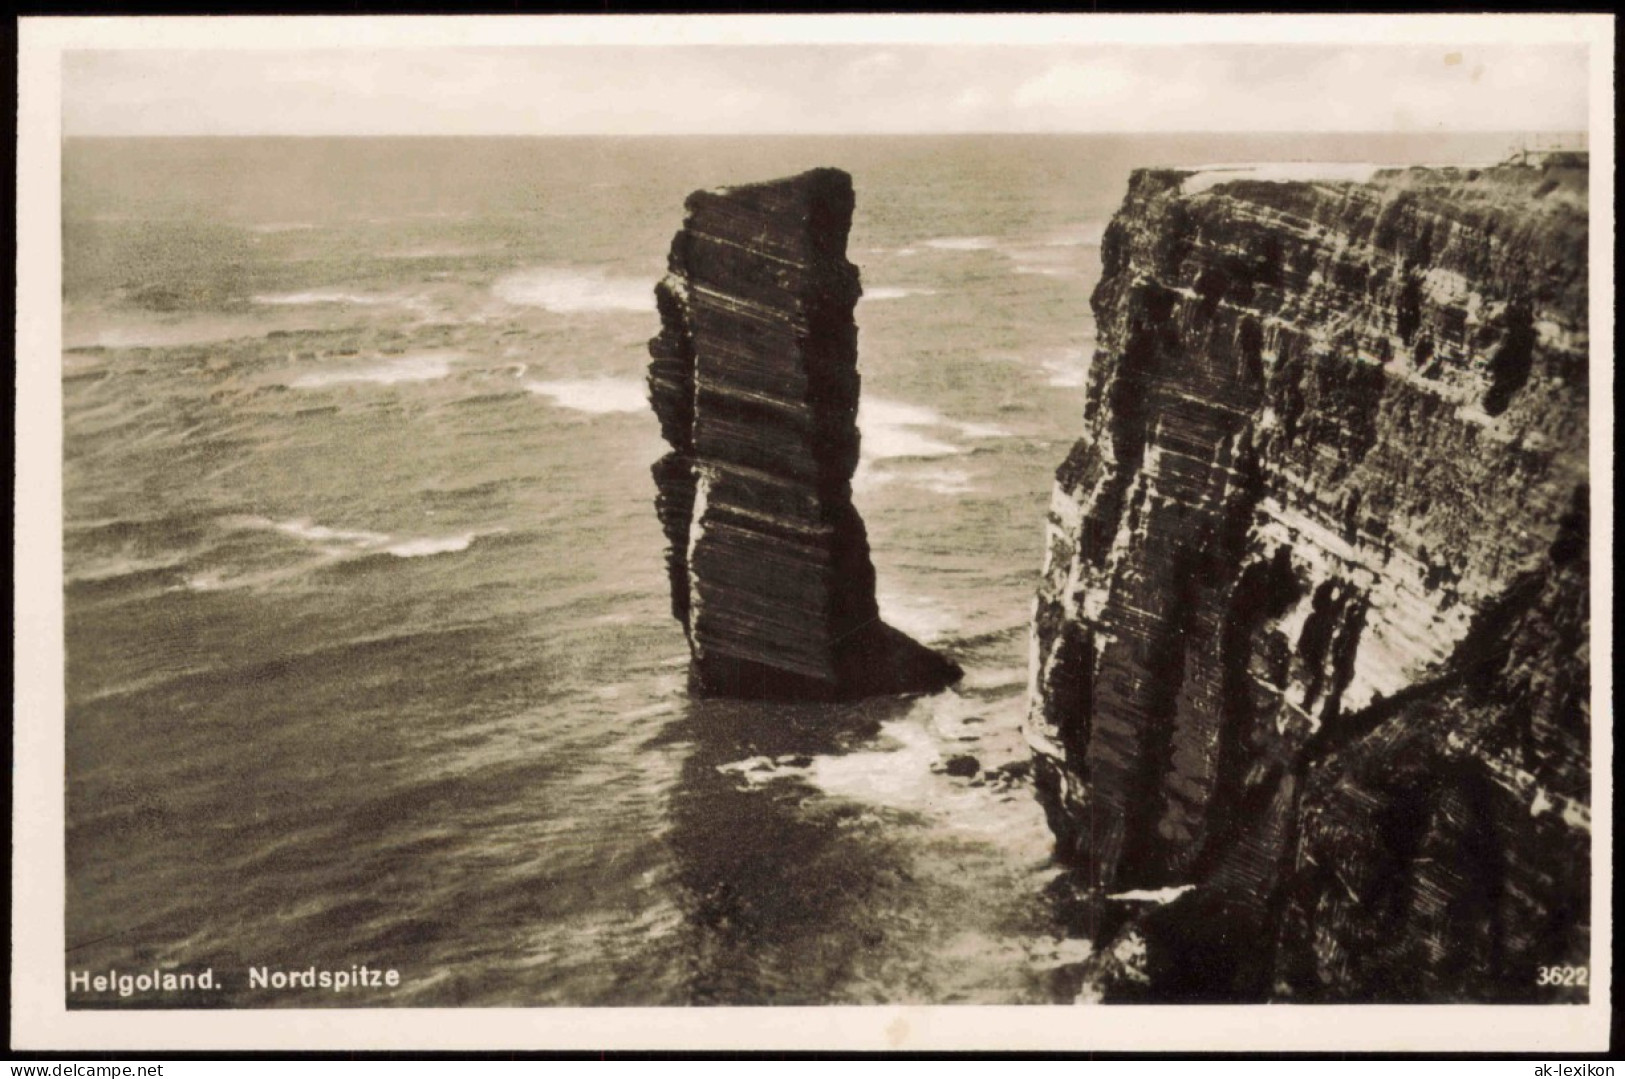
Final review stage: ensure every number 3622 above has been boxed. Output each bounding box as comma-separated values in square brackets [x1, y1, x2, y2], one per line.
[1536, 965, 1588, 986]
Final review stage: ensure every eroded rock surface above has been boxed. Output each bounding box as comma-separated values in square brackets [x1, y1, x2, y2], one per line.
[649, 168, 960, 701]
[1029, 158, 1590, 1001]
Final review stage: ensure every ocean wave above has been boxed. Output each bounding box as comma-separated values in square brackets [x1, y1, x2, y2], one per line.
[178, 571, 228, 593]
[854, 464, 975, 497]
[1041, 222, 1107, 248]
[859, 400, 962, 460]
[253, 289, 442, 322]
[524, 377, 647, 415]
[1012, 260, 1077, 279]
[716, 692, 1053, 848]
[1039, 347, 1093, 389]
[861, 286, 938, 302]
[66, 562, 187, 598]
[226, 515, 487, 563]
[959, 666, 1030, 692]
[380, 244, 488, 260]
[859, 398, 1011, 461]
[877, 589, 959, 644]
[922, 236, 998, 251]
[492, 268, 653, 313]
[291, 353, 460, 389]
[253, 289, 395, 307]
[66, 555, 187, 585]
[243, 222, 319, 234]
[956, 420, 1012, 439]
[385, 534, 477, 558]
[65, 319, 272, 351]
[923, 227, 1102, 276]
[258, 518, 390, 547]
[853, 398, 1009, 494]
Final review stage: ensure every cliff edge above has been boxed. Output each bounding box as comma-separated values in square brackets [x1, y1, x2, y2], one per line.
[1029, 159, 1591, 1001]
[649, 168, 961, 701]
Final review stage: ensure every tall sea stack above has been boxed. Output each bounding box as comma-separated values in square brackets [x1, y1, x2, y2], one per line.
[648, 168, 961, 701]
[1030, 158, 1591, 1001]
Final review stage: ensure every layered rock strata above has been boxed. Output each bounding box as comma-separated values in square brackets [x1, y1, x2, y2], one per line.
[649, 168, 960, 700]
[1029, 158, 1591, 1000]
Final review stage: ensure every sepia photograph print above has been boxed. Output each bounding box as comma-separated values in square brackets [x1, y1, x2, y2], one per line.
[11, 14, 1614, 1053]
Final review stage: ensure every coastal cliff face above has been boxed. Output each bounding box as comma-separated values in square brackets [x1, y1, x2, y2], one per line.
[1028, 159, 1591, 1001]
[649, 168, 960, 701]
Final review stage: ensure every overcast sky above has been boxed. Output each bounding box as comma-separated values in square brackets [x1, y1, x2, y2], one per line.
[63, 44, 1589, 137]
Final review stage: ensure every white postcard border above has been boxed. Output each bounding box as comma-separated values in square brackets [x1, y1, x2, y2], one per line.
[14, 13, 1615, 1053]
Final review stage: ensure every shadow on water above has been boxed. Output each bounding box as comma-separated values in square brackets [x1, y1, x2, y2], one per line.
[655, 692, 935, 1005]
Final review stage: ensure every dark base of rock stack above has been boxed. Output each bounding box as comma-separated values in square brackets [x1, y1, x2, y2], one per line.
[648, 168, 961, 702]
[685, 621, 961, 702]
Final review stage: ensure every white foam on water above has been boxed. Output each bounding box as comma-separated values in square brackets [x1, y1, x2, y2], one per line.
[810, 715, 1053, 845]
[493, 267, 653, 313]
[252, 288, 441, 322]
[381, 244, 488, 260]
[877, 589, 959, 644]
[243, 222, 318, 234]
[172, 566, 312, 594]
[181, 571, 227, 592]
[257, 517, 391, 547]
[854, 398, 1008, 494]
[856, 463, 977, 497]
[65, 315, 285, 350]
[961, 665, 1030, 692]
[956, 420, 1012, 440]
[811, 718, 940, 805]
[253, 289, 396, 306]
[1042, 222, 1107, 248]
[850, 461, 887, 495]
[66, 556, 190, 586]
[1040, 347, 1092, 389]
[861, 286, 938, 302]
[524, 377, 647, 415]
[230, 515, 487, 562]
[917, 466, 976, 495]
[923, 236, 998, 251]
[860, 400, 962, 460]
[85, 326, 202, 349]
[1012, 258, 1077, 278]
[714, 686, 1054, 858]
[291, 353, 458, 389]
[385, 533, 477, 558]
[859, 398, 1008, 461]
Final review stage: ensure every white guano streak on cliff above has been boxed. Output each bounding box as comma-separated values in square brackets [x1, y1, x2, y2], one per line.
[1446, 731, 1592, 833]
[1252, 493, 1477, 715]
[1176, 162, 1389, 196]
[686, 467, 713, 661]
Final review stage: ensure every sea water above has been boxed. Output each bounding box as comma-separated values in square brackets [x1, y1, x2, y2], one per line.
[62, 133, 1521, 1006]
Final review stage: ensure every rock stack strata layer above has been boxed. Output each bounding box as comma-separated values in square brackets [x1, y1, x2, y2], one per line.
[1029, 158, 1591, 1001]
[648, 168, 961, 701]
